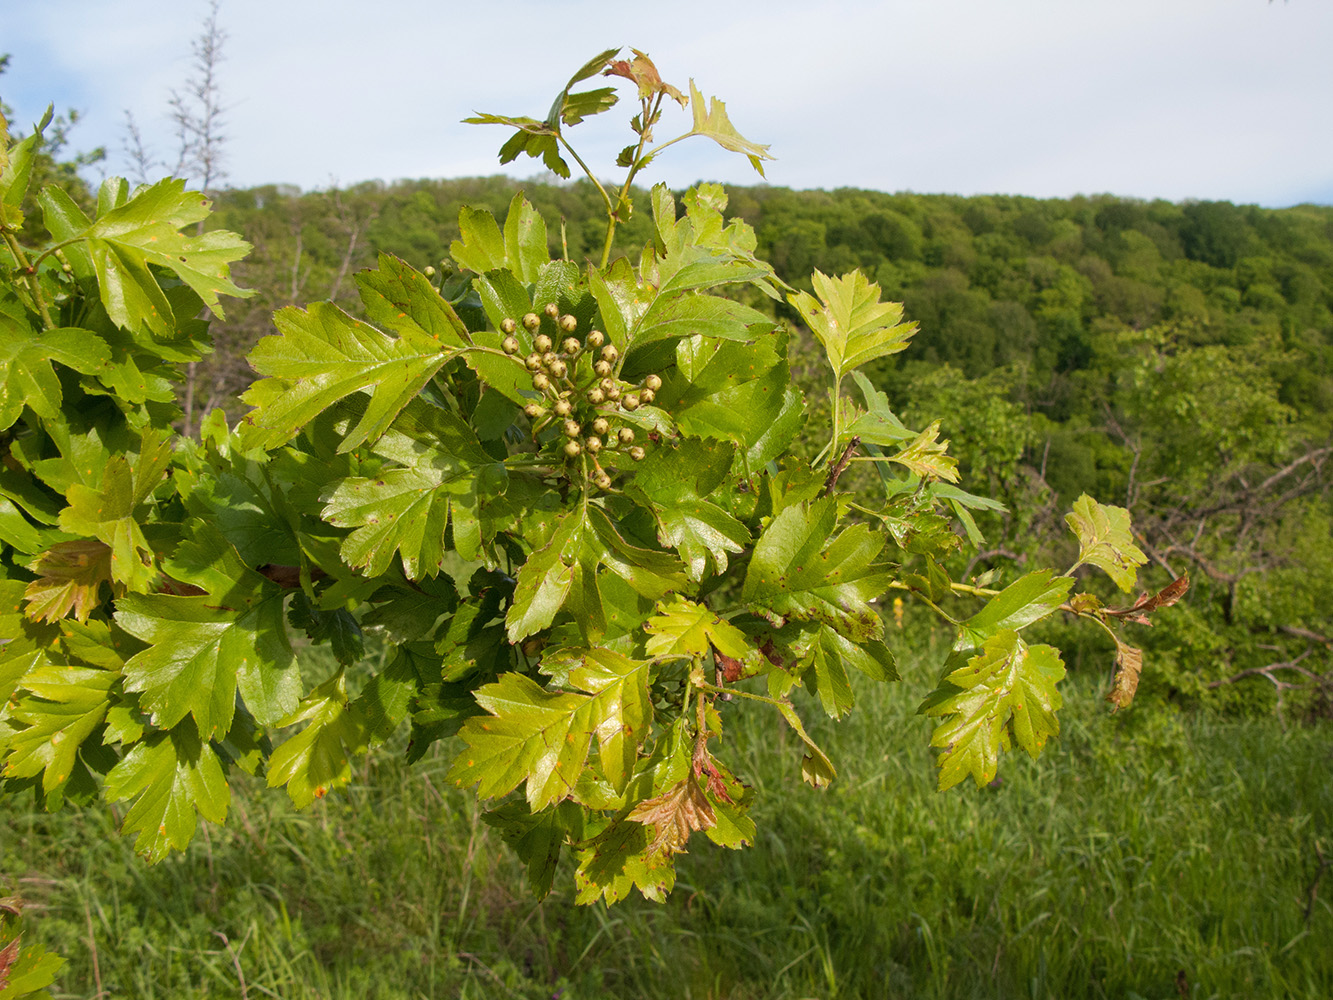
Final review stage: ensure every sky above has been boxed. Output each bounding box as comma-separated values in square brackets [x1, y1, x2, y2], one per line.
[2, 0, 1331, 207]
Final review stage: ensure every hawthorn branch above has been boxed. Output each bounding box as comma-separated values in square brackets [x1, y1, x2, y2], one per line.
[822, 436, 860, 497]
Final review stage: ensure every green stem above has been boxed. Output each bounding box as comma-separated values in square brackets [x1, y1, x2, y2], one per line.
[814, 373, 842, 468]
[694, 680, 787, 709]
[1, 227, 55, 330]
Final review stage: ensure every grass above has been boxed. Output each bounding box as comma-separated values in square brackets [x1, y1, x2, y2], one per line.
[3, 632, 1331, 999]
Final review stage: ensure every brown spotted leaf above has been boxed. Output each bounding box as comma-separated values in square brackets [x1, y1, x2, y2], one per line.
[1106, 640, 1144, 712]
[23, 539, 113, 623]
[626, 777, 716, 855]
[1107, 573, 1190, 626]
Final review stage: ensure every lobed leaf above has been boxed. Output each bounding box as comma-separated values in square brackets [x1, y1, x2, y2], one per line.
[919, 630, 1066, 790]
[1066, 494, 1148, 592]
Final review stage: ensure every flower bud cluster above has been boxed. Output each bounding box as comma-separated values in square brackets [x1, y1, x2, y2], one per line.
[500, 305, 664, 491]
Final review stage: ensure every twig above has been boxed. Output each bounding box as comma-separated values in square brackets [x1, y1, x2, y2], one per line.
[822, 436, 860, 497]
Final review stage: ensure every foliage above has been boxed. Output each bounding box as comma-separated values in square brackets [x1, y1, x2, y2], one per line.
[0, 51, 1179, 908]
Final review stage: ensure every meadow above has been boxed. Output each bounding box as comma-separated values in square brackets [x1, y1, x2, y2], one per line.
[5, 632, 1330, 1000]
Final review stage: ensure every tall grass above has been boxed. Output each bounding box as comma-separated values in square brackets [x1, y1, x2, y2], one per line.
[4, 638, 1330, 999]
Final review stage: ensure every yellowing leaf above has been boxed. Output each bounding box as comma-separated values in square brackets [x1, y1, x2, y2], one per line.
[919, 631, 1066, 790]
[686, 80, 772, 177]
[788, 270, 917, 379]
[889, 421, 960, 483]
[1065, 494, 1148, 592]
[450, 651, 653, 808]
[23, 539, 113, 623]
[643, 596, 753, 662]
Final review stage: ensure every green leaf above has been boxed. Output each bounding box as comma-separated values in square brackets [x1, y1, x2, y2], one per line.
[919, 630, 1066, 790]
[802, 625, 899, 718]
[657, 330, 789, 451]
[241, 302, 452, 453]
[627, 438, 749, 581]
[1065, 494, 1148, 592]
[116, 526, 299, 735]
[0, 320, 112, 431]
[57, 433, 173, 593]
[465, 48, 619, 179]
[560, 87, 618, 126]
[103, 721, 229, 862]
[266, 670, 368, 807]
[574, 815, 676, 904]
[643, 596, 753, 662]
[2, 664, 115, 798]
[288, 592, 363, 666]
[683, 80, 773, 177]
[567, 648, 652, 793]
[449, 651, 652, 809]
[450, 205, 508, 276]
[0, 901, 66, 997]
[484, 800, 585, 899]
[0, 105, 52, 210]
[505, 509, 583, 643]
[788, 270, 917, 379]
[84, 177, 252, 324]
[355, 253, 469, 349]
[955, 569, 1073, 650]
[774, 700, 836, 788]
[845, 371, 913, 447]
[319, 398, 504, 573]
[502, 192, 550, 283]
[743, 498, 892, 642]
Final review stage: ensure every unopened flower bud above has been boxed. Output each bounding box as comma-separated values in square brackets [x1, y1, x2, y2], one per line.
[542, 352, 559, 367]
[588, 388, 606, 404]
[562, 337, 581, 355]
[629, 446, 646, 461]
[594, 470, 613, 490]
[600, 377, 617, 394]
[640, 388, 655, 404]
[586, 436, 602, 453]
[622, 394, 640, 411]
[525, 353, 542, 371]
[594, 360, 612, 377]
[502, 336, 521, 355]
[586, 330, 605, 348]
[592, 417, 610, 436]
[564, 440, 582, 457]
[559, 314, 578, 333]
[534, 334, 553, 354]
[523, 312, 540, 331]
[524, 402, 544, 419]
[424, 265, 436, 277]
[501, 317, 518, 335]
[554, 399, 573, 417]
[606, 384, 622, 401]
[532, 373, 551, 391]
[601, 345, 619, 363]
[543, 302, 559, 319]
[549, 360, 568, 378]
[644, 374, 662, 391]
[618, 427, 636, 445]
[563, 419, 581, 438]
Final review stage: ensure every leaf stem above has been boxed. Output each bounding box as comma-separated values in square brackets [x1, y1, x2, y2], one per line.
[0, 226, 55, 330]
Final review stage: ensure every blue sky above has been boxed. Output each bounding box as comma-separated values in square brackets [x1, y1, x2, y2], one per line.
[3, 0, 1331, 205]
